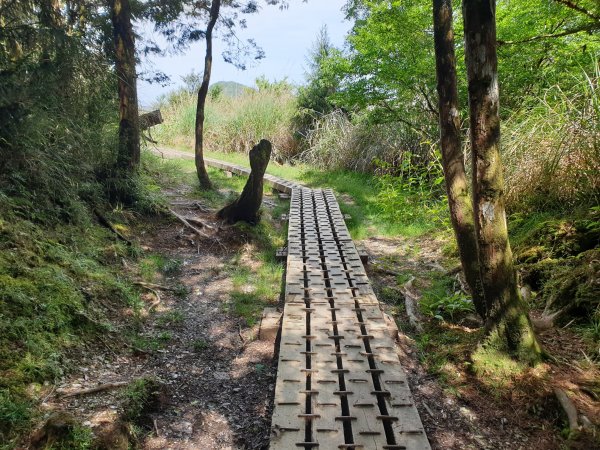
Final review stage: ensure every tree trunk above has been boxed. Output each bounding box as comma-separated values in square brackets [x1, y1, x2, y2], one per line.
[432, 0, 485, 318]
[217, 139, 272, 224]
[194, 0, 221, 190]
[462, 0, 540, 362]
[109, 0, 140, 172]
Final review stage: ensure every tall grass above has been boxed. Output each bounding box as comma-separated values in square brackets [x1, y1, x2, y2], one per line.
[154, 81, 298, 158]
[300, 110, 432, 173]
[502, 64, 599, 212]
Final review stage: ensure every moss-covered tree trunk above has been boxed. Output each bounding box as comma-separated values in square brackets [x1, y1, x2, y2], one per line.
[194, 0, 220, 190]
[109, 0, 140, 172]
[217, 139, 272, 224]
[462, 0, 540, 362]
[432, 0, 485, 317]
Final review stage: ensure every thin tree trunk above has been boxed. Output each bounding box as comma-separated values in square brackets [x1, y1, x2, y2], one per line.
[462, 0, 540, 362]
[194, 0, 220, 190]
[109, 0, 140, 172]
[432, 0, 485, 318]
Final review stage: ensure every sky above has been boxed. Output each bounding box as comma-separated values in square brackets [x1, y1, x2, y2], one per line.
[137, 0, 352, 108]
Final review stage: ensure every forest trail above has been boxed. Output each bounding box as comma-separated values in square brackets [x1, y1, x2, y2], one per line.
[188, 155, 430, 448]
[153, 146, 298, 193]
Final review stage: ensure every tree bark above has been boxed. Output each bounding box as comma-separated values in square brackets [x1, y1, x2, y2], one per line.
[432, 0, 485, 318]
[139, 110, 163, 130]
[109, 0, 140, 172]
[194, 0, 221, 190]
[217, 139, 272, 224]
[462, 0, 540, 362]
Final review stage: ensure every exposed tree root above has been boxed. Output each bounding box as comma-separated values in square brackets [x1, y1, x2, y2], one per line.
[168, 208, 225, 250]
[400, 276, 424, 333]
[554, 388, 579, 432]
[531, 309, 564, 332]
[133, 281, 176, 291]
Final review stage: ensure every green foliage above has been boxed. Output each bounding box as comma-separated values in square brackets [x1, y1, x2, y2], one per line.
[510, 208, 600, 327]
[0, 389, 32, 447]
[502, 63, 600, 211]
[374, 154, 449, 232]
[420, 274, 475, 322]
[295, 26, 341, 135]
[0, 200, 146, 444]
[122, 377, 164, 427]
[333, 0, 440, 132]
[226, 220, 285, 326]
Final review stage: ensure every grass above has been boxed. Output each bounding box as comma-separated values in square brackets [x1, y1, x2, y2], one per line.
[225, 220, 286, 326]
[154, 81, 298, 158]
[192, 338, 209, 352]
[170, 150, 444, 240]
[139, 254, 183, 283]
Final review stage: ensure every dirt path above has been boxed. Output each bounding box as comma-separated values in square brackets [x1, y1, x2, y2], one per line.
[49, 184, 278, 449]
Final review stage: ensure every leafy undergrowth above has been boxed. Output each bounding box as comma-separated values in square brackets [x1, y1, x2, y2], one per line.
[0, 205, 142, 448]
[0, 151, 184, 448]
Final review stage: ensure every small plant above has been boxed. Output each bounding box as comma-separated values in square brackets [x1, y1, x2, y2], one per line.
[157, 331, 172, 342]
[122, 377, 164, 427]
[192, 338, 209, 352]
[161, 258, 183, 276]
[173, 283, 189, 299]
[423, 291, 475, 322]
[156, 310, 185, 327]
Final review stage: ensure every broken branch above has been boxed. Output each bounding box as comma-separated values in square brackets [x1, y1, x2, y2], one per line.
[60, 381, 129, 398]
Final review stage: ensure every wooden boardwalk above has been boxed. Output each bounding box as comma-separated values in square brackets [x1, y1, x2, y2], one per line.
[270, 187, 430, 449]
[189, 155, 430, 449]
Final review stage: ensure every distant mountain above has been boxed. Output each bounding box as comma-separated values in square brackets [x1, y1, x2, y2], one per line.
[210, 81, 254, 98]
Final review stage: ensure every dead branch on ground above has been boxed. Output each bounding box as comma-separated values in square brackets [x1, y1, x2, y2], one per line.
[60, 381, 129, 398]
